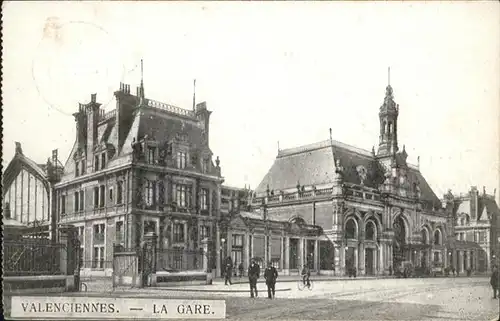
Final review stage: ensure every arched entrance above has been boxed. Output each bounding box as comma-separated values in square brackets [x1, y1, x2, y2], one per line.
[393, 215, 407, 271]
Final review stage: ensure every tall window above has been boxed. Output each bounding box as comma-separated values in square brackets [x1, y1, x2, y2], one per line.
[92, 246, 105, 269]
[99, 185, 105, 207]
[93, 187, 99, 208]
[79, 190, 84, 211]
[202, 158, 210, 173]
[175, 185, 191, 208]
[177, 151, 187, 169]
[94, 156, 100, 172]
[60, 195, 66, 214]
[117, 181, 123, 204]
[200, 225, 210, 239]
[101, 153, 106, 170]
[74, 192, 79, 212]
[144, 180, 155, 206]
[78, 226, 85, 268]
[173, 223, 185, 243]
[116, 221, 124, 243]
[232, 234, 243, 247]
[80, 160, 86, 175]
[148, 147, 156, 164]
[200, 188, 209, 210]
[109, 188, 113, 202]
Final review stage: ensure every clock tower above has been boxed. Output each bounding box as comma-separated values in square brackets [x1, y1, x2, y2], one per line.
[377, 69, 399, 169]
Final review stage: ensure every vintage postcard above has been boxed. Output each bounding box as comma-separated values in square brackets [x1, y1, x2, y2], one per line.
[2, 1, 500, 320]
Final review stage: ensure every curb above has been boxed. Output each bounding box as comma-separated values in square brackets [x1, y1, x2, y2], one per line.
[143, 287, 292, 293]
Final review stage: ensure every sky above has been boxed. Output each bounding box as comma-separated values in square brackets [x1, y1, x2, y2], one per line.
[2, 1, 500, 203]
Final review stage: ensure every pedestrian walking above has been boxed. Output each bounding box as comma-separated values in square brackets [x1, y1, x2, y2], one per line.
[491, 265, 499, 299]
[238, 262, 244, 278]
[248, 259, 260, 298]
[264, 262, 278, 299]
[225, 256, 233, 285]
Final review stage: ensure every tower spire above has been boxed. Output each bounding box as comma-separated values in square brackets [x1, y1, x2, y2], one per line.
[192, 79, 196, 111]
[388, 66, 391, 86]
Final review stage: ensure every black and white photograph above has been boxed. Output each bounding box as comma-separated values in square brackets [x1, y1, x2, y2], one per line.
[2, 1, 500, 320]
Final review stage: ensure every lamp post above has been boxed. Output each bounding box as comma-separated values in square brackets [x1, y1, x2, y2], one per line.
[219, 238, 226, 278]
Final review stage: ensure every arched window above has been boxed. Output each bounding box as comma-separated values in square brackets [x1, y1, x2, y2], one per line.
[434, 229, 442, 246]
[345, 219, 356, 239]
[382, 121, 387, 134]
[365, 221, 376, 240]
[421, 229, 428, 245]
[388, 122, 393, 134]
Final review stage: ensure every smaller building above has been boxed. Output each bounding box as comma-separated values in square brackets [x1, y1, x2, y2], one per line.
[449, 186, 500, 272]
[2, 142, 63, 240]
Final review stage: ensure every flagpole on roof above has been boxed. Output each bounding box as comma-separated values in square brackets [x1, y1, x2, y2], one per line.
[329, 128, 336, 166]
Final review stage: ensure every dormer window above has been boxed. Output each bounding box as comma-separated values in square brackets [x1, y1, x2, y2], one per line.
[75, 162, 80, 177]
[94, 156, 100, 172]
[148, 147, 156, 165]
[202, 158, 210, 173]
[81, 160, 86, 175]
[177, 151, 187, 169]
[101, 153, 106, 170]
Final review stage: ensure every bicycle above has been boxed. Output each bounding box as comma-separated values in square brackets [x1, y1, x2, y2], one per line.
[297, 278, 314, 291]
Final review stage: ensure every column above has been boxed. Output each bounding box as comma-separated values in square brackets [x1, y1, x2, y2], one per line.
[280, 237, 284, 271]
[358, 240, 365, 275]
[458, 250, 463, 273]
[264, 235, 268, 264]
[379, 244, 384, 275]
[340, 244, 346, 276]
[215, 222, 221, 277]
[354, 247, 358, 275]
[227, 230, 232, 262]
[299, 238, 304, 268]
[244, 233, 250, 269]
[284, 237, 290, 275]
[314, 240, 319, 273]
[250, 233, 254, 258]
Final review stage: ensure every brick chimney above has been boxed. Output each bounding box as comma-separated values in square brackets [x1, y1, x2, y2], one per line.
[114, 82, 137, 151]
[195, 102, 212, 146]
[85, 93, 101, 170]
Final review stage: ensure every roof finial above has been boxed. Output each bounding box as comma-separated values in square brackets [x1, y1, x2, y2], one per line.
[139, 59, 145, 103]
[192, 79, 196, 111]
[277, 141, 280, 152]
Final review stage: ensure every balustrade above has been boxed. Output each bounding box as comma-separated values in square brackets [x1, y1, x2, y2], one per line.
[147, 99, 196, 118]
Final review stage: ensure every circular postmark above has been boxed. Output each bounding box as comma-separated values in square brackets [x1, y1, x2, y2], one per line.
[32, 18, 135, 115]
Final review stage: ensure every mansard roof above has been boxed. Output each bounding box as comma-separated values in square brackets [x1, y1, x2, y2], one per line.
[61, 88, 213, 179]
[255, 139, 441, 205]
[256, 139, 383, 193]
[478, 197, 500, 221]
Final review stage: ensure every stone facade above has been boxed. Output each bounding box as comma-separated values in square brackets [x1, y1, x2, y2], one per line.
[449, 186, 500, 272]
[55, 81, 226, 276]
[228, 84, 478, 276]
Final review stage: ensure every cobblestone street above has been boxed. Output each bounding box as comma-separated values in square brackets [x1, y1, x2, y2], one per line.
[5, 277, 499, 320]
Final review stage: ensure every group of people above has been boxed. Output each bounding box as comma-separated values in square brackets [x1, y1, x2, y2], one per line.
[223, 256, 312, 298]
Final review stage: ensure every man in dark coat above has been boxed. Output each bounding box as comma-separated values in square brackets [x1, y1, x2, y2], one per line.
[491, 265, 499, 299]
[264, 262, 278, 299]
[248, 259, 260, 298]
[225, 256, 233, 285]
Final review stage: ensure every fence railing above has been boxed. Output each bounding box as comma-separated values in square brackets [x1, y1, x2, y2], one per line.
[4, 239, 65, 276]
[156, 248, 205, 272]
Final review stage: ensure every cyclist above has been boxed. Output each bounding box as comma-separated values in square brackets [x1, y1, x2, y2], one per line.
[301, 265, 311, 288]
